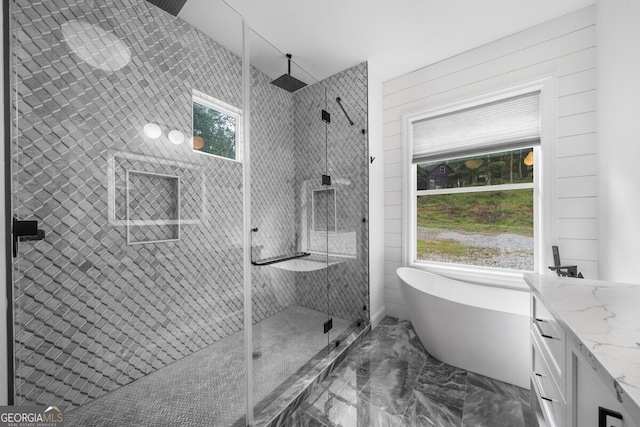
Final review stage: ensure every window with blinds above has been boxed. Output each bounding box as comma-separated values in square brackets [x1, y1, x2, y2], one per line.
[411, 91, 539, 271]
[411, 91, 540, 164]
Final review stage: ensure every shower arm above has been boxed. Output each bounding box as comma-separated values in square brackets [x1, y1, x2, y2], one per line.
[336, 97, 354, 126]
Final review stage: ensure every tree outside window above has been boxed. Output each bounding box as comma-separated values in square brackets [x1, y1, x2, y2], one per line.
[192, 90, 242, 161]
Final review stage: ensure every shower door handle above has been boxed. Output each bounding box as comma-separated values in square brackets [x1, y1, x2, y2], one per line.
[13, 218, 45, 257]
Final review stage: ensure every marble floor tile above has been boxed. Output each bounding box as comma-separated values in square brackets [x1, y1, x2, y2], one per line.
[517, 386, 531, 404]
[306, 377, 358, 417]
[414, 359, 467, 420]
[306, 392, 355, 426]
[342, 340, 392, 375]
[517, 387, 537, 427]
[338, 399, 403, 427]
[462, 384, 525, 427]
[294, 317, 537, 427]
[323, 359, 371, 398]
[301, 391, 403, 427]
[359, 357, 423, 417]
[402, 389, 463, 427]
[522, 403, 538, 427]
[286, 411, 327, 427]
[467, 371, 520, 400]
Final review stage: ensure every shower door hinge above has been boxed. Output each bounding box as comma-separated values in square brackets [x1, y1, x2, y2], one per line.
[323, 318, 333, 334]
[12, 218, 45, 258]
[322, 175, 331, 186]
[322, 110, 330, 123]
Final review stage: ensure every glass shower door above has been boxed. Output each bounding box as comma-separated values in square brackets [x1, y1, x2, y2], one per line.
[323, 64, 371, 345]
[246, 27, 332, 422]
[9, 0, 247, 425]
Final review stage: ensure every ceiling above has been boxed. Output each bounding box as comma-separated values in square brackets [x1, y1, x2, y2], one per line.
[176, 0, 596, 85]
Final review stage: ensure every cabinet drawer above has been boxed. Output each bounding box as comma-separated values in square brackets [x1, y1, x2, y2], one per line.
[532, 295, 565, 379]
[532, 337, 566, 427]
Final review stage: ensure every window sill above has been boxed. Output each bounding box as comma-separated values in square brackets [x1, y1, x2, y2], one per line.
[408, 260, 530, 291]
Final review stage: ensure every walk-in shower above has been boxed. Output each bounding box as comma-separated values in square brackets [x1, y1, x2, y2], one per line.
[6, 0, 369, 425]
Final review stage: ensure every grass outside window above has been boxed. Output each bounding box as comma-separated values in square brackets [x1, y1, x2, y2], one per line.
[416, 148, 534, 270]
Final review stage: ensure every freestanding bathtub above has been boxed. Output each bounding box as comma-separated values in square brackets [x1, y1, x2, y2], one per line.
[397, 267, 530, 388]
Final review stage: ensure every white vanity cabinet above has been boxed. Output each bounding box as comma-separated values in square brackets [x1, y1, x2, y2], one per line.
[528, 285, 640, 427]
[567, 342, 633, 427]
[531, 293, 567, 427]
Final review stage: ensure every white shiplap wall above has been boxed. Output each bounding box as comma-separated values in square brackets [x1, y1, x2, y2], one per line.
[382, 6, 597, 319]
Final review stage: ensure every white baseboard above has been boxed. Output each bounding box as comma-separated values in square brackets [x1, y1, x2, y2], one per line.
[385, 302, 409, 320]
[370, 304, 386, 328]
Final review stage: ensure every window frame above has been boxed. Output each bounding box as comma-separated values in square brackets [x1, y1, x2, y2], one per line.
[401, 78, 555, 290]
[192, 89, 243, 162]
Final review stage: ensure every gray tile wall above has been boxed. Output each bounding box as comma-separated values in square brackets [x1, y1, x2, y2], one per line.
[249, 67, 298, 322]
[11, 0, 296, 409]
[10, 0, 368, 411]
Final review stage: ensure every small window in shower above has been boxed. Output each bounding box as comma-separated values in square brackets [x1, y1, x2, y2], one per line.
[192, 89, 242, 162]
[312, 188, 337, 232]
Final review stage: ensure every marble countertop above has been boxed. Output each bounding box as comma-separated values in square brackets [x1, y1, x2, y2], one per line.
[524, 273, 640, 422]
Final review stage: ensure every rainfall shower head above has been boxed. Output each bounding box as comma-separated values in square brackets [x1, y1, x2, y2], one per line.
[271, 54, 307, 93]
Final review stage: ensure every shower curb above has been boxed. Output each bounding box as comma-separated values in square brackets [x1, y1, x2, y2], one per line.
[239, 322, 372, 427]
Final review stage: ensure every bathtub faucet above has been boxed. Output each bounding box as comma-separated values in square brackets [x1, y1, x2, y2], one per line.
[548, 245, 583, 278]
[548, 265, 580, 278]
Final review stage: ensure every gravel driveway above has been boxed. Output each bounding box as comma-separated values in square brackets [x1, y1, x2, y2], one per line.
[417, 227, 534, 270]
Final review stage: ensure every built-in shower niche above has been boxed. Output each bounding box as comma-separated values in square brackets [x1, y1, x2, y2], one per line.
[312, 188, 336, 232]
[109, 151, 208, 241]
[126, 170, 180, 244]
[302, 179, 357, 257]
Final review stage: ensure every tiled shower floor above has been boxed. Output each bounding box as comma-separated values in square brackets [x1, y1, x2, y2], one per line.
[65, 305, 351, 426]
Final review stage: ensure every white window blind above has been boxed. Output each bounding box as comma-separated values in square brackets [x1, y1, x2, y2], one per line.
[412, 91, 540, 164]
